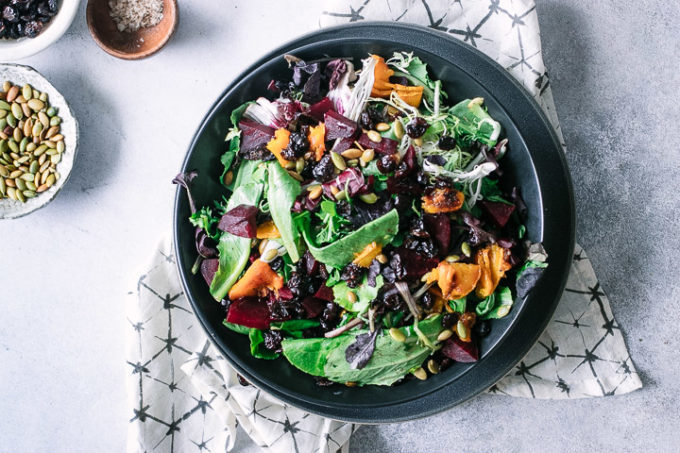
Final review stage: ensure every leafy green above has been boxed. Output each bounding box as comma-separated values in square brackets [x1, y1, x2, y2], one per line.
[475, 286, 514, 319]
[223, 321, 250, 335]
[332, 275, 384, 313]
[220, 139, 238, 187]
[296, 209, 400, 268]
[282, 315, 443, 386]
[449, 297, 467, 313]
[390, 54, 440, 105]
[189, 206, 220, 239]
[315, 200, 351, 245]
[230, 102, 252, 130]
[381, 310, 404, 328]
[249, 329, 279, 360]
[449, 99, 501, 146]
[480, 178, 512, 205]
[267, 162, 302, 262]
[271, 319, 320, 339]
[209, 165, 265, 300]
[325, 268, 342, 287]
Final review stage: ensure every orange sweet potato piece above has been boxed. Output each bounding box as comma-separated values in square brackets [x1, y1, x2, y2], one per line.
[352, 242, 382, 268]
[308, 123, 326, 161]
[266, 128, 291, 167]
[422, 187, 465, 214]
[256, 220, 280, 239]
[475, 244, 512, 298]
[370, 55, 424, 106]
[428, 261, 481, 300]
[394, 86, 424, 107]
[371, 55, 394, 94]
[228, 259, 284, 300]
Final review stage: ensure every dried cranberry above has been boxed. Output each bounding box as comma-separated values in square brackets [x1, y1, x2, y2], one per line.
[441, 313, 459, 329]
[263, 330, 284, 352]
[359, 112, 374, 130]
[437, 135, 457, 150]
[312, 154, 336, 182]
[405, 117, 428, 138]
[393, 162, 410, 180]
[23, 20, 42, 38]
[282, 132, 308, 160]
[387, 253, 407, 280]
[320, 302, 341, 331]
[3, 6, 18, 22]
[376, 154, 398, 174]
[420, 292, 434, 309]
[340, 263, 363, 288]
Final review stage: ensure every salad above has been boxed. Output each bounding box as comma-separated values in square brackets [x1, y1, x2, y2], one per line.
[174, 52, 548, 387]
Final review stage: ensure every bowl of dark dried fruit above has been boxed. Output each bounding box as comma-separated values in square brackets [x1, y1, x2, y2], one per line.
[0, 0, 80, 60]
[173, 22, 574, 423]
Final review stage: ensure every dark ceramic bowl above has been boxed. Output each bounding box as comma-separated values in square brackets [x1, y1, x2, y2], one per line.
[174, 23, 574, 423]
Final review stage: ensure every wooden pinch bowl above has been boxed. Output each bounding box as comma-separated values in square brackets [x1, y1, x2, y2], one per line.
[86, 0, 178, 60]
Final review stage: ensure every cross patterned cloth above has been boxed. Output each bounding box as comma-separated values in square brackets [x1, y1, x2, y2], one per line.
[125, 1, 642, 451]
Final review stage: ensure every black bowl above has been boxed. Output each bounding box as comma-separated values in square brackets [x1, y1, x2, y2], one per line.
[173, 22, 574, 423]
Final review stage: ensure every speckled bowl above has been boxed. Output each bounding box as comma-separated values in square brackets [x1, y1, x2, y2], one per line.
[0, 64, 78, 220]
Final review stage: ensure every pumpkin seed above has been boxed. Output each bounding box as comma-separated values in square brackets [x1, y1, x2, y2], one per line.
[258, 239, 269, 255]
[0, 177, 5, 195]
[461, 242, 471, 257]
[45, 126, 59, 139]
[9, 170, 21, 179]
[467, 97, 484, 108]
[56, 140, 65, 154]
[394, 120, 405, 140]
[20, 172, 34, 182]
[23, 119, 32, 137]
[366, 130, 382, 143]
[358, 193, 378, 204]
[427, 359, 440, 375]
[15, 188, 25, 202]
[330, 152, 346, 170]
[445, 255, 460, 263]
[261, 248, 279, 262]
[375, 122, 390, 132]
[6, 86, 19, 103]
[287, 170, 303, 182]
[360, 148, 374, 163]
[334, 189, 347, 201]
[376, 253, 388, 264]
[6, 186, 15, 200]
[29, 160, 38, 174]
[0, 166, 7, 177]
[34, 144, 47, 156]
[22, 84, 32, 100]
[16, 155, 28, 164]
[223, 170, 233, 186]
[26, 142, 35, 152]
[412, 367, 428, 380]
[34, 172, 40, 185]
[32, 122, 43, 138]
[16, 95, 27, 104]
[27, 99, 44, 112]
[2, 81, 10, 92]
[44, 140, 56, 149]
[40, 170, 49, 185]
[45, 174, 56, 187]
[346, 158, 359, 167]
[49, 116, 61, 126]
[456, 321, 470, 340]
[38, 154, 46, 166]
[37, 183, 48, 193]
[15, 178, 26, 190]
[437, 329, 453, 342]
[38, 112, 49, 128]
[341, 148, 362, 159]
[23, 190, 36, 198]
[12, 127, 22, 142]
[25, 181, 36, 192]
[389, 327, 406, 342]
[50, 154, 61, 165]
[46, 106, 57, 117]
[295, 157, 305, 173]
[308, 185, 322, 200]
[5, 178, 15, 187]
[0, 100, 10, 111]
[51, 134, 63, 143]
[413, 137, 423, 147]
[21, 103, 31, 118]
[10, 102, 22, 120]
[6, 113, 16, 127]
[40, 92, 47, 102]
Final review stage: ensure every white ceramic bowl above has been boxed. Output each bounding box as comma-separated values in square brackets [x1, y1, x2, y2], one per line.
[0, 64, 78, 219]
[0, 0, 81, 61]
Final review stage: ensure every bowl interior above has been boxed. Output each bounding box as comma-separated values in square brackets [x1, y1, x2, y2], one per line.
[87, 0, 177, 59]
[174, 25, 573, 422]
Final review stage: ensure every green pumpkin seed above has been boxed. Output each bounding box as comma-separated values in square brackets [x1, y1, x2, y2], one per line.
[56, 141, 64, 153]
[389, 327, 406, 342]
[22, 85, 32, 100]
[11, 102, 22, 120]
[15, 188, 25, 202]
[358, 193, 378, 204]
[29, 160, 38, 174]
[6, 186, 16, 200]
[394, 120, 405, 140]
[334, 189, 347, 201]
[32, 121, 43, 137]
[45, 126, 59, 139]
[38, 112, 49, 128]
[26, 142, 35, 152]
[330, 152, 346, 170]
[7, 140, 18, 154]
[27, 99, 44, 112]
[45, 174, 55, 187]
[6, 86, 18, 102]
[9, 169, 21, 178]
[44, 140, 56, 149]
[0, 100, 10, 111]
[49, 116, 61, 126]
[0, 177, 5, 195]
[20, 172, 33, 182]
[23, 189, 35, 198]
[15, 177, 26, 191]
[39, 92, 47, 102]
[461, 241, 471, 257]
[34, 144, 47, 156]
[412, 367, 427, 380]
[46, 106, 57, 117]
[456, 321, 470, 340]
[0, 165, 7, 177]
[0, 118, 5, 129]
[21, 103, 31, 118]
[12, 127, 22, 142]
[50, 154, 61, 165]
[2, 81, 10, 92]
[25, 180, 35, 191]
[427, 359, 440, 375]
[437, 329, 453, 342]
[6, 113, 16, 128]
[0, 109, 6, 119]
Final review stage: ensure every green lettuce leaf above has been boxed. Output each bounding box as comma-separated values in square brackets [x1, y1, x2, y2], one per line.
[332, 275, 384, 313]
[249, 329, 279, 360]
[449, 99, 501, 147]
[270, 319, 320, 339]
[449, 297, 467, 313]
[223, 321, 250, 335]
[267, 162, 302, 262]
[476, 286, 514, 319]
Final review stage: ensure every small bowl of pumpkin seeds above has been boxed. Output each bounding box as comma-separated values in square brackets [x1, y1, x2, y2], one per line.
[0, 64, 78, 219]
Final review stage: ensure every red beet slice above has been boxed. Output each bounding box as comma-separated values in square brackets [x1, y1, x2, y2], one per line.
[226, 297, 271, 330]
[324, 110, 358, 140]
[314, 283, 334, 302]
[442, 337, 479, 363]
[424, 214, 451, 257]
[301, 296, 325, 318]
[218, 204, 258, 238]
[357, 132, 398, 154]
[481, 200, 516, 228]
[277, 286, 294, 300]
[200, 258, 219, 286]
[238, 119, 275, 152]
[308, 97, 334, 121]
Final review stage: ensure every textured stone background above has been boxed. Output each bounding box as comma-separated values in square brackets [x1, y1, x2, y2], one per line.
[0, 1, 678, 452]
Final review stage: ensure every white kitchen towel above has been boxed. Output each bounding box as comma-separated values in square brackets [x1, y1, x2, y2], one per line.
[126, 1, 642, 452]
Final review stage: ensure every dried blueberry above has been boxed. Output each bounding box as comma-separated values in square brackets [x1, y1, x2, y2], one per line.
[263, 330, 284, 352]
[359, 112, 374, 130]
[312, 154, 336, 182]
[405, 117, 428, 138]
[340, 263, 363, 288]
[437, 135, 457, 150]
[282, 132, 308, 160]
[420, 292, 434, 309]
[376, 154, 398, 174]
[441, 312, 459, 329]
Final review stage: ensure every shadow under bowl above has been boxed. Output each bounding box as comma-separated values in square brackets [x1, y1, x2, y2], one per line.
[86, 0, 178, 60]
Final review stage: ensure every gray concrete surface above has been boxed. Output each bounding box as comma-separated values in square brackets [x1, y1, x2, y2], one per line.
[348, 1, 680, 451]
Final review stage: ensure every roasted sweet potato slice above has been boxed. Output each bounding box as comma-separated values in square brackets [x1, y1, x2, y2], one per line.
[421, 187, 465, 214]
[370, 55, 424, 107]
[307, 123, 326, 161]
[475, 243, 512, 298]
[427, 261, 481, 300]
[256, 220, 280, 239]
[352, 241, 382, 268]
[228, 259, 284, 300]
[266, 128, 291, 167]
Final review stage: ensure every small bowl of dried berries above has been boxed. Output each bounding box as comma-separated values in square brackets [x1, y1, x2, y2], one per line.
[0, 0, 81, 60]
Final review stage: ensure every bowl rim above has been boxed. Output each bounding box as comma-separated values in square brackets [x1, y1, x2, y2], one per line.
[173, 22, 575, 423]
[0, 0, 81, 61]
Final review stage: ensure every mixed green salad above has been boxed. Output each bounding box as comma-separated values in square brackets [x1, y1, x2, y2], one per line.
[174, 52, 548, 387]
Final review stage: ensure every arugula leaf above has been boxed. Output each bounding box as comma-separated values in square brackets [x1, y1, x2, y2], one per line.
[449, 297, 467, 313]
[476, 286, 514, 319]
[381, 310, 404, 328]
[315, 200, 351, 245]
[220, 138, 238, 187]
[189, 206, 220, 239]
[271, 319, 320, 339]
[249, 329, 279, 360]
[332, 275, 384, 313]
[449, 99, 501, 146]
[230, 102, 252, 129]
[267, 162, 302, 262]
[223, 320, 250, 335]
[296, 209, 400, 268]
[480, 178, 512, 205]
[282, 315, 443, 386]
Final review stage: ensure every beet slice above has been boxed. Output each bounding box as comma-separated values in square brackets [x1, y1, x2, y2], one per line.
[218, 204, 258, 238]
[238, 119, 275, 152]
[357, 132, 398, 154]
[481, 200, 516, 228]
[324, 110, 358, 140]
[302, 296, 325, 318]
[442, 337, 479, 363]
[277, 286, 294, 300]
[332, 134, 359, 154]
[226, 297, 271, 330]
[424, 214, 451, 257]
[200, 258, 219, 286]
[314, 283, 335, 302]
[308, 97, 334, 121]
[392, 247, 438, 278]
